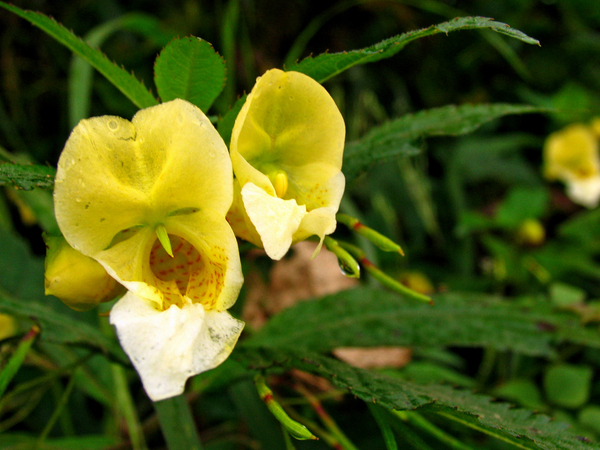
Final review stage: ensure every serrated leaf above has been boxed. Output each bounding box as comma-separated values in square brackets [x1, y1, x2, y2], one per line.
[0, 289, 127, 365]
[0, 163, 55, 190]
[236, 347, 597, 450]
[69, 12, 177, 127]
[244, 288, 600, 357]
[0, 2, 157, 109]
[155, 37, 226, 111]
[0, 433, 120, 449]
[343, 103, 543, 181]
[288, 16, 539, 83]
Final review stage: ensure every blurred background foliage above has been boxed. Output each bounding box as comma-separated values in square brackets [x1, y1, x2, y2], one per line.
[3, 0, 600, 449]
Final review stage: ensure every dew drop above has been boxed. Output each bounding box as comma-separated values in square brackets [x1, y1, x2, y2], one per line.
[107, 120, 119, 131]
[75, 197, 82, 203]
[338, 259, 358, 277]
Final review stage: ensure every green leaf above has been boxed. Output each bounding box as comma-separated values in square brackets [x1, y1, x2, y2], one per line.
[343, 103, 542, 181]
[244, 288, 600, 357]
[288, 16, 539, 83]
[544, 364, 593, 409]
[494, 379, 546, 411]
[578, 406, 600, 434]
[154, 37, 226, 112]
[0, 2, 157, 109]
[559, 207, 600, 250]
[0, 289, 127, 365]
[495, 186, 549, 229]
[69, 12, 177, 127]
[0, 326, 39, 398]
[236, 347, 596, 450]
[0, 163, 55, 190]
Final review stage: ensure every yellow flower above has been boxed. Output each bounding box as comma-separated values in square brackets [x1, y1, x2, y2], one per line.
[44, 234, 124, 311]
[227, 69, 346, 260]
[544, 122, 600, 208]
[54, 99, 244, 401]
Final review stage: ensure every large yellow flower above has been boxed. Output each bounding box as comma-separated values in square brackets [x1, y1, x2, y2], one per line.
[544, 122, 600, 208]
[227, 69, 346, 260]
[54, 99, 244, 401]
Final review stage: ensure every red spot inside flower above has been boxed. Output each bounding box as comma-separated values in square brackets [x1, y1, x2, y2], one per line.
[149, 234, 226, 310]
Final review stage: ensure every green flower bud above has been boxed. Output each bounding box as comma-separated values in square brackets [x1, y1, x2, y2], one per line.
[44, 235, 124, 311]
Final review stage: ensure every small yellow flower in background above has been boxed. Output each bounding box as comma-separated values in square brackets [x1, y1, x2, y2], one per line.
[516, 218, 545, 246]
[54, 99, 244, 401]
[44, 235, 124, 311]
[544, 121, 600, 208]
[0, 314, 18, 341]
[227, 69, 346, 260]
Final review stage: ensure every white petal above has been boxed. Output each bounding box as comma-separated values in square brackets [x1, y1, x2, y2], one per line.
[109, 291, 244, 401]
[241, 182, 307, 260]
[566, 176, 600, 208]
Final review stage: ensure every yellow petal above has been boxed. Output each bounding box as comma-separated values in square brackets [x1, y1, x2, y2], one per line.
[55, 99, 233, 261]
[227, 178, 263, 248]
[231, 69, 345, 171]
[110, 291, 244, 401]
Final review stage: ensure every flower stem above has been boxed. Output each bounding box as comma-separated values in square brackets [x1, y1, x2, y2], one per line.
[154, 394, 203, 450]
[339, 241, 432, 304]
[337, 213, 404, 255]
[324, 236, 361, 278]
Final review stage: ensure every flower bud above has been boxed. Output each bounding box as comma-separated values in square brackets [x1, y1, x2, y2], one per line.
[44, 235, 124, 311]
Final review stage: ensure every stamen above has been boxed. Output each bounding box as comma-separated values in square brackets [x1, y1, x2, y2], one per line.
[155, 224, 174, 257]
[273, 171, 288, 198]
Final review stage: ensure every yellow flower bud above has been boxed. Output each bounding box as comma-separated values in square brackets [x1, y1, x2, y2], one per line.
[44, 235, 124, 311]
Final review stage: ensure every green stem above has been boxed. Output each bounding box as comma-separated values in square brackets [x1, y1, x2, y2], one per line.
[337, 213, 404, 255]
[339, 242, 432, 303]
[36, 371, 77, 446]
[154, 395, 203, 450]
[324, 236, 361, 278]
[113, 363, 148, 450]
[295, 384, 359, 450]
